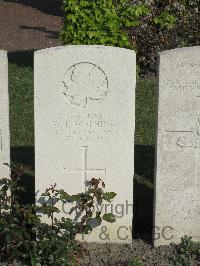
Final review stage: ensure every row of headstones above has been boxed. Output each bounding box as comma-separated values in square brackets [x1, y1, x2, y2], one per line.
[0, 46, 200, 246]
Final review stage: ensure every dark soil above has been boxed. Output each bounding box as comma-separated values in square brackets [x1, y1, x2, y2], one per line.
[79, 241, 178, 266]
[1, 241, 199, 265]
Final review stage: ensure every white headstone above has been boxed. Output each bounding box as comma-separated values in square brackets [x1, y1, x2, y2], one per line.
[0, 51, 10, 179]
[35, 45, 136, 243]
[154, 47, 200, 246]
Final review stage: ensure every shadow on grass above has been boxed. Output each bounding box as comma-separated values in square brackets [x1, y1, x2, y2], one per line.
[11, 146, 35, 205]
[135, 144, 154, 184]
[8, 50, 34, 68]
[133, 144, 155, 244]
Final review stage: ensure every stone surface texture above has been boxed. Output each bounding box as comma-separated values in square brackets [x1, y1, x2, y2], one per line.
[34, 45, 136, 243]
[0, 51, 10, 179]
[154, 46, 200, 246]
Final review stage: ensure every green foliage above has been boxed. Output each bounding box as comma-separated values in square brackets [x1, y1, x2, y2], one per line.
[0, 167, 117, 265]
[171, 236, 200, 266]
[128, 258, 144, 266]
[134, 0, 200, 74]
[60, 0, 177, 48]
[60, 0, 149, 48]
[154, 11, 177, 29]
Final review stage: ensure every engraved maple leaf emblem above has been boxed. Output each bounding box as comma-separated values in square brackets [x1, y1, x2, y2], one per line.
[62, 62, 108, 108]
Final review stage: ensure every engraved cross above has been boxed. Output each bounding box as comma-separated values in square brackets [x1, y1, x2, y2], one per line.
[64, 146, 106, 191]
[165, 117, 200, 187]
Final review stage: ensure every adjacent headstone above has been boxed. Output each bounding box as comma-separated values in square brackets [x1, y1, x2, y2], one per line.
[35, 45, 135, 243]
[0, 51, 10, 179]
[154, 47, 200, 246]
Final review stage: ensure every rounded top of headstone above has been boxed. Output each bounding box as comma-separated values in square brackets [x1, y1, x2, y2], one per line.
[34, 45, 136, 56]
[159, 46, 200, 56]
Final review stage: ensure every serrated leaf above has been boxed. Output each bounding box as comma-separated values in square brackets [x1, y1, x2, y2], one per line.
[103, 192, 117, 202]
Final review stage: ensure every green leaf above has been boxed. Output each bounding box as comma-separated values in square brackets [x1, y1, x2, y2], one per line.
[67, 14, 77, 23]
[80, 0, 89, 7]
[103, 192, 117, 202]
[102, 213, 116, 223]
[67, 194, 81, 202]
[82, 224, 92, 234]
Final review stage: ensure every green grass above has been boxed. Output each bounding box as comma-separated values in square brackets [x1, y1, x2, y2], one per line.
[8, 51, 157, 238]
[9, 52, 34, 147]
[135, 77, 157, 146]
[8, 52, 35, 192]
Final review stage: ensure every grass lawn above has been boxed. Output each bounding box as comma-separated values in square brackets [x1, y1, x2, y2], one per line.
[9, 52, 34, 147]
[8, 51, 157, 240]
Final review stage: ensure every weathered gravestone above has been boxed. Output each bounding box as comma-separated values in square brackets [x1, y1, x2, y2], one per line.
[35, 46, 136, 242]
[154, 47, 200, 246]
[0, 51, 10, 179]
